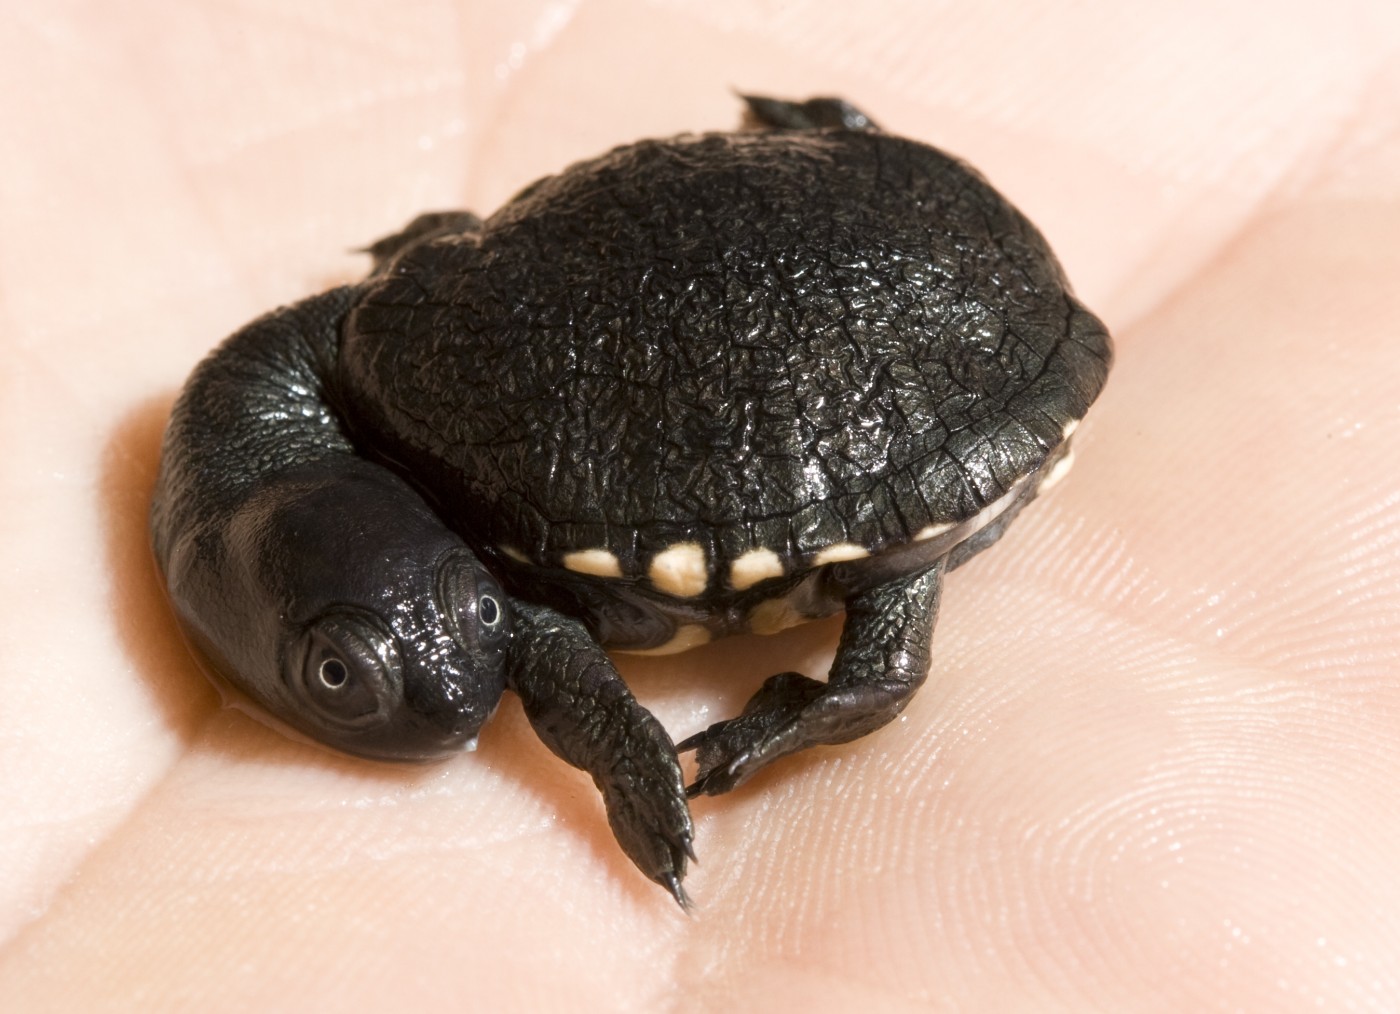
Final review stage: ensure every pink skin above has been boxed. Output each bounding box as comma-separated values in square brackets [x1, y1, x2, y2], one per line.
[3, 2, 1400, 1008]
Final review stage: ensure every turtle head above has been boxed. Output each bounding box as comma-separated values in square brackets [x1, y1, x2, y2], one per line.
[167, 465, 510, 761]
[279, 543, 511, 762]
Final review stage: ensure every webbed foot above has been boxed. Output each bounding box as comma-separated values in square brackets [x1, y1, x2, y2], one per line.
[681, 563, 945, 796]
[740, 93, 879, 131]
[679, 672, 824, 796]
[597, 711, 695, 903]
[508, 601, 694, 905]
[362, 210, 482, 273]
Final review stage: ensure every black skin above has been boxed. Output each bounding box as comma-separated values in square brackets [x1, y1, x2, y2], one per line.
[682, 560, 944, 798]
[151, 95, 1111, 906]
[507, 601, 696, 907]
[151, 288, 510, 761]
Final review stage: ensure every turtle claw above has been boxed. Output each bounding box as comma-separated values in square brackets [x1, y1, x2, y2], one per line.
[598, 744, 695, 899]
[508, 601, 697, 903]
[659, 871, 694, 913]
[683, 718, 790, 797]
[681, 672, 827, 797]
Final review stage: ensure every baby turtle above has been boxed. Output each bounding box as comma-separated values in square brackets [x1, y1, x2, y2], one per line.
[151, 95, 1111, 906]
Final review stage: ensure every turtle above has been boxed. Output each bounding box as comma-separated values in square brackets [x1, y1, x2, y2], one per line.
[150, 94, 1112, 907]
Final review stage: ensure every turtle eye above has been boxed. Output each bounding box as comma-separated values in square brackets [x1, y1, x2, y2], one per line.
[470, 577, 509, 649]
[292, 617, 400, 729]
[439, 553, 509, 650]
[319, 656, 349, 689]
[478, 592, 502, 628]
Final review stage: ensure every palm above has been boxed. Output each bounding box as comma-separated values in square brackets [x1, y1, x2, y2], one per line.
[3, 3, 1398, 1008]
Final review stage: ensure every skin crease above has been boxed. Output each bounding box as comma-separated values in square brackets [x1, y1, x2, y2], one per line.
[1, 0, 1399, 1009]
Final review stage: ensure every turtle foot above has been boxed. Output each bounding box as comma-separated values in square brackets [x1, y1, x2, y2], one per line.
[598, 727, 696, 904]
[679, 672, 827, 797]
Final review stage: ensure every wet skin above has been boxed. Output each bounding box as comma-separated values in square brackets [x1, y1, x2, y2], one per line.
[150, 95, 1110, 904]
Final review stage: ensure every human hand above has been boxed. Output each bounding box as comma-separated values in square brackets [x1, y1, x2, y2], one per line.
[2, 2, 1397, 1008]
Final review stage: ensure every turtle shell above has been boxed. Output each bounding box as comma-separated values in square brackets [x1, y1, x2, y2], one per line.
[341, 128, 1111, 609]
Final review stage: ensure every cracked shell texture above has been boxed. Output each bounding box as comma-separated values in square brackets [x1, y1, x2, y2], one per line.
[342, 129, 1111, 577]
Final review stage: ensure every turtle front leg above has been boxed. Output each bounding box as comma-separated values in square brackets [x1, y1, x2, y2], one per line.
[362, 211, 482, 274]
[740, 93, 880, 131]
[507, 601, 695, 908]
[681, 561, 944, 797]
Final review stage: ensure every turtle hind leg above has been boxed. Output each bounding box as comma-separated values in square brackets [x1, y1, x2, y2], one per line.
[739, 93, 880, 131]
[681, 560, 943, 797]
[361, 211, 482, 274]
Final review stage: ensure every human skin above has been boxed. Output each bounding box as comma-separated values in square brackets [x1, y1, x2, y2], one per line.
[2, 1, 1399, 1009]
